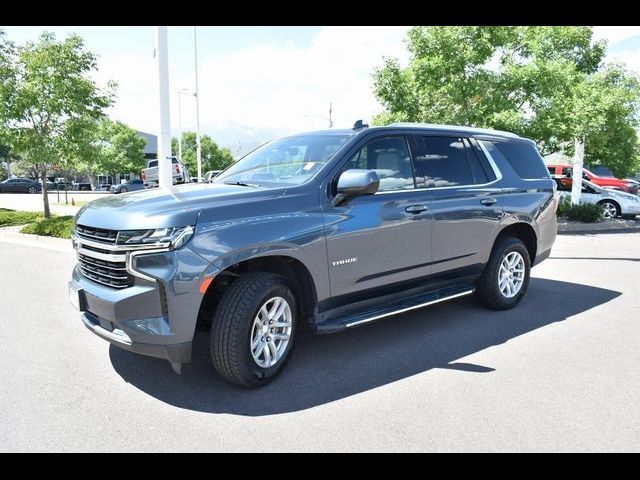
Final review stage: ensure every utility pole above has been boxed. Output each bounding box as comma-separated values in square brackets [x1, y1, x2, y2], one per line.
[193, 26, 202, 182]
[154, 26, 172, 188]
[329, 102, 333, 128]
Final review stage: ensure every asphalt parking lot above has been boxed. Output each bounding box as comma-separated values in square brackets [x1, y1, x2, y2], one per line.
[0, 233, 639, 452]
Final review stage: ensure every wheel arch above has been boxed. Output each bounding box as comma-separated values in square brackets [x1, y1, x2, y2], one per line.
[197, 253, 318, 331]
[494, 222, 537, 264]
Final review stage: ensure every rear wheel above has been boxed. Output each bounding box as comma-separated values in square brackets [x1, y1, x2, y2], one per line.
[210, 272, 297, 387]
[475, 236, 531, 310]
[27, 186, 37, 194]
[598, 200, 620, 219]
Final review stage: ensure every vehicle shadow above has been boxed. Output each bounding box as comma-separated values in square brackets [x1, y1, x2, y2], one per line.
[110, 278, 620, 416]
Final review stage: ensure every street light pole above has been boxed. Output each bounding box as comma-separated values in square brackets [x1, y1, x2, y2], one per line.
[193, 26, 202, 182]
[154, 26, 172, 189]
[329, 102, 333, 128]
[177, 88, 194, 164]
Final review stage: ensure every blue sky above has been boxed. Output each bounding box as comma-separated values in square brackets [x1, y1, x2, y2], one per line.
[2, 26, 640, 145]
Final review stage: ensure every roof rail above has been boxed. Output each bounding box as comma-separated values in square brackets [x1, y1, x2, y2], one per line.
[388, 122, 520, 138]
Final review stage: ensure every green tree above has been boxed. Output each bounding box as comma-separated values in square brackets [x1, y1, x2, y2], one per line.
[0, 31, 115, 217]
[171, 132, 234, 174]
[373, 26, 640, 178]
[91, 118, 146, 178]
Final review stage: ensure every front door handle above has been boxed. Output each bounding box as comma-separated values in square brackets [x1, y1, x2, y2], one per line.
[480, 197, 497, 206]
[405, 204, 428, 214]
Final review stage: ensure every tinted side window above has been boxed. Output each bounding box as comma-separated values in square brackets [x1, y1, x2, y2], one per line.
[547, 166, 555, 175]
[416, 136, 474, 187]
[148, 160, 158, 168]
[342, 136, 415, 192]
[491, 140, 549, 179]
[562, 167, 572, 177]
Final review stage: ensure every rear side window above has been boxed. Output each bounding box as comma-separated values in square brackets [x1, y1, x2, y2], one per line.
[148, 160, 158, 168]
[547, 166, 555, 175]
[489, 140, 549, 179]
[416, 136, 493, 187]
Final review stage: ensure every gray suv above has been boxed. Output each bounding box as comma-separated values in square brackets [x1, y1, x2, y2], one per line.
[69, 123, 557, 387]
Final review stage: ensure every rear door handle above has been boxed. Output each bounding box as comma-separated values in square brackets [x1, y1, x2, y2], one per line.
[405, 204, 428, 214]
[480, 197, 497, 206]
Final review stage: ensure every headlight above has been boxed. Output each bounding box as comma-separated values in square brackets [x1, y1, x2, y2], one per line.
[116, 226, 194, 249]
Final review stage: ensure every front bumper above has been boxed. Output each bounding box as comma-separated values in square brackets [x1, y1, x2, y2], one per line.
[69, 244, 216, 364]
[79, 309, 191, 363]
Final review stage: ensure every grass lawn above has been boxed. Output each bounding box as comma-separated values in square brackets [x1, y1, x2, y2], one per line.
[0, 209, 43, 226]
[21, 215, 74, 239]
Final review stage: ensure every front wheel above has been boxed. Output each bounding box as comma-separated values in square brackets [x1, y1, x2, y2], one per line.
[475, 236, 531, 310]
[210, 272, 297, 387]
[120, 187, 127, 193]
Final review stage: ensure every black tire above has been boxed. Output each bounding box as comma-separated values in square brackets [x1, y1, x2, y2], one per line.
[210, 272, 297, 387]
[27, 186, 37, 194]
[475, 236, 531, 310]
[597, 200, 620, 219]
[120, 187, 127, 193]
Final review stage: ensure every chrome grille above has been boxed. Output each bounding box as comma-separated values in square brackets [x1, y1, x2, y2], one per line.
[74, 225, 132, 289]
[76, 224, 118, 243]
[77, 253, 132, 289]
[73, 224, 169, 289]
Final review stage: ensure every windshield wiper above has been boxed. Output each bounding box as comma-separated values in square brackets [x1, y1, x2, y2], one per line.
[222, 181, 260, 188]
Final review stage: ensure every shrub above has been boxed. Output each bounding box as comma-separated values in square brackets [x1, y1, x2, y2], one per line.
[20, 215, 74, 238]
[557, 197, 603, 223]
[0, 209, 43, 226]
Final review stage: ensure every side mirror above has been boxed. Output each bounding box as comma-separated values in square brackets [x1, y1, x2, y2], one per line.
[333, 169, 379, 206]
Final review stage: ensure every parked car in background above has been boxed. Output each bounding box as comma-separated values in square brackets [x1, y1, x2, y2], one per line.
[555, 178, 640, 219]
[72, 182, 93, 191]
[110, 179, 145, 194]
[0, 177, 42, 194]
[624, 178, 639, 196]
[95, 183, 112, 192]
[141, 157, 190, 187]
[203, 170, 223, 183]
[50, 178, 73, 190]
[547, 164, 630, 192]
[41, 179, 56, 190]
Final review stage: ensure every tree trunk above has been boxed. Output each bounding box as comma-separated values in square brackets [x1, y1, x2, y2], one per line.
[40, 168, 51, 219]
[570, 138, 585, 206]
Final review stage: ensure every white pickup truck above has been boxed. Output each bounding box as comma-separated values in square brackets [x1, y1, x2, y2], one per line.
[141, 157, 190, 187]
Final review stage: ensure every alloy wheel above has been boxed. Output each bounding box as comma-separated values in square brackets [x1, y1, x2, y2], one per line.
[498, 251, 525, 299]
[250, 296, 292, 368]
[601, 202, 618, 219]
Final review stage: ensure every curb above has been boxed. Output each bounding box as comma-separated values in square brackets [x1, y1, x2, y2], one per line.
[0, 229, 73, 253]
[557, 220, 640, 235]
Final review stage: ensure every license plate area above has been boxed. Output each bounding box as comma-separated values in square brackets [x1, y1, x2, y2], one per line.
[69, 282, 86, 312]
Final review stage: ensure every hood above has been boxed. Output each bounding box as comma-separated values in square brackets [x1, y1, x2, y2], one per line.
[75, 183, 285, 230]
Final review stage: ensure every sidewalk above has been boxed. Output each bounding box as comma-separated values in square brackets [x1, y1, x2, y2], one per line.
[0, 227, 73, 253]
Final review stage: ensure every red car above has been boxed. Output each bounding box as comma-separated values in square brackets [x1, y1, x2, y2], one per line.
[547, 164, 630, 193]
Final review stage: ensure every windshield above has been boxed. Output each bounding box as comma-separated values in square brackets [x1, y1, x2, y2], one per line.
[215, 134, 352, 187]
